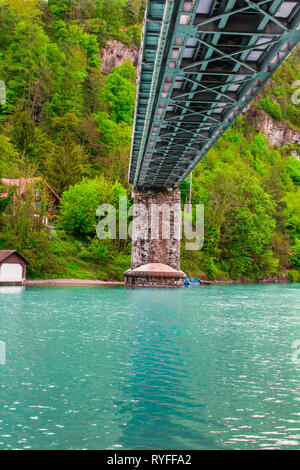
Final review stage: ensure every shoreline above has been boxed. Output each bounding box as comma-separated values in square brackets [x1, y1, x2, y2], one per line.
[25, 279, 125, 287]
[201, 278, 290, 285]
[24, 278, 292, 287]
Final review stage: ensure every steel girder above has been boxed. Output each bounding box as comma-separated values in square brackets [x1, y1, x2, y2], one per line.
[129, 0, 300, 189]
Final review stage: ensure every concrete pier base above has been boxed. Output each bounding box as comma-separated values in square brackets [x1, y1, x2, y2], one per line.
[124, 189, 186, 288]
[124, 263, 186, 288]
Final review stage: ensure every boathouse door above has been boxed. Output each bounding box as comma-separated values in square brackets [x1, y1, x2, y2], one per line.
[0, 263, 23, 282]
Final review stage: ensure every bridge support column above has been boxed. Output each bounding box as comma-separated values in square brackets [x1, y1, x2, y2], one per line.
[124, 189, 186, 288]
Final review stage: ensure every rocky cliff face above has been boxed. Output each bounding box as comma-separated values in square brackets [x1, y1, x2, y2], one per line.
[244, 106, 300, 147]
[99, 40, 140, 75]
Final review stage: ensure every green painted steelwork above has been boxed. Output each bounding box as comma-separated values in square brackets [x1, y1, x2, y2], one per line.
[129, 0, 300, 189]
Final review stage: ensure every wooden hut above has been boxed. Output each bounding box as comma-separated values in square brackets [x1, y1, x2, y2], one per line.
[0, 251, 30, 285]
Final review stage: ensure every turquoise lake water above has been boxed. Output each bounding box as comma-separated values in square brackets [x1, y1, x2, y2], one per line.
[0, 284, 299, 450]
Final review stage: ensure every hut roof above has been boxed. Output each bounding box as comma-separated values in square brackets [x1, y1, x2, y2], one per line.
[0, 250, 30, 265]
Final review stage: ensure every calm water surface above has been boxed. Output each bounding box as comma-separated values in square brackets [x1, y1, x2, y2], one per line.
[0, 284, 299, 450]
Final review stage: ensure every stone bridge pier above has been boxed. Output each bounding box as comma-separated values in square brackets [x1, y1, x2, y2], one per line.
[124, 189, 186, 288]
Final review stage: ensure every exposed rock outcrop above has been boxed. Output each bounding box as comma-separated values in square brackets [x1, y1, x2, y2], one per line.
[99, 39, 140, 75]
[244, 106, 300, 147]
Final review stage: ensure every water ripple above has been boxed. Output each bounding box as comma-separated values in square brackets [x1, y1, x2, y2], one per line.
[0, 284, 299, 449]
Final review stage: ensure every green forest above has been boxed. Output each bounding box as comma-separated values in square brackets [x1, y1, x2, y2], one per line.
[0, 0, 299, 282]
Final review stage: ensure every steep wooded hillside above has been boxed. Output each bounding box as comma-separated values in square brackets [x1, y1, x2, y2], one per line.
[0, 0, 299, 282]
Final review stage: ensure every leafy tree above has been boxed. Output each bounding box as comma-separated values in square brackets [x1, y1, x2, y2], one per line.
[93, 111, 131, 181]
[48, 0, 71, 20]
[258, 97, 283, 121]
[100, 61, 136, 125]
[290, 238, 300, 267]
[44, 139, 90, 195]
[0, 133, 19, 176]
[0, 181, 50, 251]
[59, 176, 126, 236]
[1, 0, 41, 19]
[122, 1, 136, 26]
[0, 193, 12, 222]
[287, 156, 300, 185]
[84, 68, 106, 114]
[138, 0, 147, 21]
[0, 4, 19, 51]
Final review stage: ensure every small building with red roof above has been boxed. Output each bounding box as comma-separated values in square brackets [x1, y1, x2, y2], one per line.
[0, 250, 30, 285]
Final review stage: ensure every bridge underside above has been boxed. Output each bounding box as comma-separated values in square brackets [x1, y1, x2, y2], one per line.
[129, 0, 300, 190]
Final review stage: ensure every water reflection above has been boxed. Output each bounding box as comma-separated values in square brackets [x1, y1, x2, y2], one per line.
[0, 286, 24, 295]
[116, 290, 221, 450]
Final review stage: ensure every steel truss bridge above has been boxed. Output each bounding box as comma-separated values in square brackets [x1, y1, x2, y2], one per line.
[129, 0, 300, 190]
